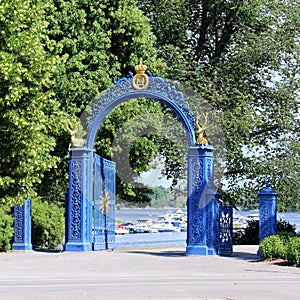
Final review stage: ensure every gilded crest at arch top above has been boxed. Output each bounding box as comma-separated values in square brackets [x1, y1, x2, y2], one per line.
[132, 59, 149, 90]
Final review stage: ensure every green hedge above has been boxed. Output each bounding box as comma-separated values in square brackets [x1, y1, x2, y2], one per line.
[259, 235, 285, 260]
[31, 199, 65, 250]
[259, 233, 300, 266]
[286, 237, 300, 267]
[0, 204, 14, 251]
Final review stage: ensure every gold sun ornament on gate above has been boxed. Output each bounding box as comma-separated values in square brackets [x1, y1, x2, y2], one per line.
[100, 190, 110, 215]
[132, 59, 149, 90]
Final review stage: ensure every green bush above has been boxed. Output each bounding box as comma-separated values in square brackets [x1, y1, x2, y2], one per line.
[277, 219, 297, 233]
[238, 220, 259, 245]
[31, 199, 65, 250]
[259, 235, 285, 260]
[0, 204, 14, 251]
[286, 237, 300, 267]
[276, 231, 298, 245]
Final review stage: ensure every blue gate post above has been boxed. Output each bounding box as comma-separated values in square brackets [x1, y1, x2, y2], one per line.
[65, 148, 93, 251]
[186, 145, 215, 255]
[206, 189, 218, 255]
[12, 199, 32, 251]
[258, 183, 278, 245]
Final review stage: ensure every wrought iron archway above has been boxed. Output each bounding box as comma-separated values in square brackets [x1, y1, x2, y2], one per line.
[65, 61, 219, 255]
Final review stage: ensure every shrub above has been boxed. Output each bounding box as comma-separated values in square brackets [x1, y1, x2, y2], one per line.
[286, 237, 300, 267]
[0, 204, 14, 251]
[259, 235, 285, 260]
[233, 219, 297, 245]
[276, 231, 298, 245]
[239, 220, 259, 245]
[31, 199, 65, 250]
[277, 219, 297, 233]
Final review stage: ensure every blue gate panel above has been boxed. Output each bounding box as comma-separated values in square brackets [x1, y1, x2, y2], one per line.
[218, 205, 233, 256]
[93, 154, 116, 250]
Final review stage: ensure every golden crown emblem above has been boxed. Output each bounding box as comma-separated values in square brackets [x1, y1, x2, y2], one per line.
[132, 59, 149, 90]
[135, 60, 147, 74]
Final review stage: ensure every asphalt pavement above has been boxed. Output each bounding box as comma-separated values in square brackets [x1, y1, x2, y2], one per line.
[0, 245, 300, 300]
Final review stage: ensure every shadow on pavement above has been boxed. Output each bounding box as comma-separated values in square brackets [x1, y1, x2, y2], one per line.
[124, 249, 187, 257]
[124, 246, 261, 261]
[230, 251, 259, 262]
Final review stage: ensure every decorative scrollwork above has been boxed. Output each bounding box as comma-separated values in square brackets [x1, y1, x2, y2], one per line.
[70, 160, 82, 240]
[218, 206, 233, 255]
[190, 157, 205, 242]
[14, 205, 24, 242]
[88, 76, 195, 135]
[260, 200, 271, 240]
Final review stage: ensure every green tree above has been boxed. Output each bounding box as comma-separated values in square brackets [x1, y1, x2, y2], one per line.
[141, 0, 300, 210]
[38, 0, 167, 204]
[0, 0, 66, 206]
[95, 98, 187, 203]
[0, 205, 13, 251]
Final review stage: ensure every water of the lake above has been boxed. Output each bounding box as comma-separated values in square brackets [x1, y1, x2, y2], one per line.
[115, 208, 300, 249]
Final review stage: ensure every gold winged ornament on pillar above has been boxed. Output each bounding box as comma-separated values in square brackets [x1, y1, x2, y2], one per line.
[67, 117, 86, 151]
[195, 112, 209, 149]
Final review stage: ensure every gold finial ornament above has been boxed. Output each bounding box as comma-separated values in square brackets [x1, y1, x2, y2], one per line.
[100, 190, 110, 215]
[132, 59, 149, 90]
[67, 117, 86, 151]
[195, 112, 209, 149]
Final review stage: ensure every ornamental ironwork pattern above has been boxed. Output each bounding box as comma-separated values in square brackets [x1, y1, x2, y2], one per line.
[260, 200, 272, 242]
[88, 76, 195, 133]
[190, 157, 204, 243]
[207, 158, 213, 188]
[93, 154, 106, 250]
[218, 205, 233, 256]
[70, 160, 82, 240]
[14, 205, 24, 242]
[93, 154, 116, 250]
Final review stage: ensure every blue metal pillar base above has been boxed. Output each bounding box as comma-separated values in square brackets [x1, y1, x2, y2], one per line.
[64, 242, 92, 252]
[207, 247, 217, 256]
[65, 148, 93, 252]
[12, 199, 32, 251]
[186, 245, 209, 255]
[11, 243, 32, 251]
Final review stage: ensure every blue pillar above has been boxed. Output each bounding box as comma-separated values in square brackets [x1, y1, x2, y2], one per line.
[12, 199, 32, 251]
[206, 189, 218, 255]
[65, 148, 93, 251]
[186, 145, 215, 255]
[258, 183, 277, 244]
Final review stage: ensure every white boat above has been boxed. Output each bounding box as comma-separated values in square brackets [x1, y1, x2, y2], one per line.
[133, 218, 158, 233]
[245, 213, 259, 221]
[133, 223, 158, 233]
[115, 225, 130, 235]
[152, 220, 181, 233]
[233, 213, 247, 229]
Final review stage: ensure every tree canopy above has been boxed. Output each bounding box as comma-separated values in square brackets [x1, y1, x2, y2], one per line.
[0, 0, 66, 205]
[140, 0, 300, 210]
[0, 0, 299, 211]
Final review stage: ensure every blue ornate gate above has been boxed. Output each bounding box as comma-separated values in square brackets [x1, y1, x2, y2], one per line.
[218, 205, 233, 256]
[93, 154, 116, 250]
[65, 60, 219, 254]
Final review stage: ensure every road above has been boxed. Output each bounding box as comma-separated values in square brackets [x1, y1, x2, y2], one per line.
[1, 245, 300, 299]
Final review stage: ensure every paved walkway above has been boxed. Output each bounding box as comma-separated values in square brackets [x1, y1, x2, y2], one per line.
[0, 245, 300, 300]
